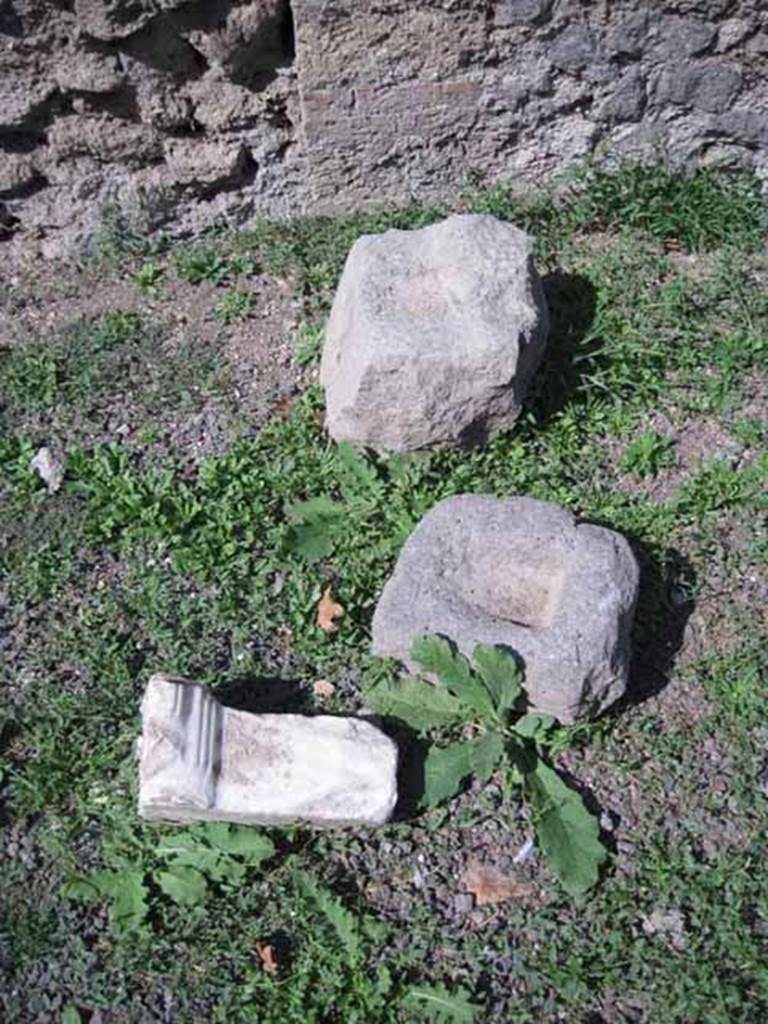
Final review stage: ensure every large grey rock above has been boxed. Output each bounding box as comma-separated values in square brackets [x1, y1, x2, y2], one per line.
[320, 215, 549, 452]
[371, 495, 640, 723]
[138, 675, 398, 827]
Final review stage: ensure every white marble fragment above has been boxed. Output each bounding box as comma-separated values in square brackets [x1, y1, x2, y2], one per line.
[30, 446, 65, 493]
[138, 674, 398, 827]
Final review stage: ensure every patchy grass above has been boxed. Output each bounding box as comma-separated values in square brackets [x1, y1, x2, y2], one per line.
[1, 165, 767, 1022]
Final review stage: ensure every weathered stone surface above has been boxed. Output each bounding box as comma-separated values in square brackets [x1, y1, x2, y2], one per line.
[187, 77, 268, 130]
[320, 215, 548, 452]
[604, 12, 653, 57]
[494, 0, 553, 27]
[716, 18, 755, 53]
[118, 17, 204, 78]
[598, 67, 646, 123]
[46, 116, 162, 168]
[0, 54, 55, 128]
[746, 32, 768, 56]
[181, 0, 290, 80]
[720, 107, 768, 147]
[52, 49, 124, 94]
[138, 674, 398, 827]
[551, 25, 599, 72]
[163, 138, 251, 189]
[0, 152, 41, 198]
[74, 0, 188, 40]
[654, 62, 743, 114]
[654, 15, 716, 58]
[371, 495, 640, 723]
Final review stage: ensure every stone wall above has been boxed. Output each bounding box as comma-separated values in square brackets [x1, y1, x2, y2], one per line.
[2, 1, 767, 257]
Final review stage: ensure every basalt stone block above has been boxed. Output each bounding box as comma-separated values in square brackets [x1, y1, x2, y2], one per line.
[138, 675, 398, 827]
[371, 495, 640, 723]
[320, 214, 549, 452]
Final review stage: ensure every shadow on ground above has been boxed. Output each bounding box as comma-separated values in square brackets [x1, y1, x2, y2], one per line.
[615, 537, 696, 712]
[213, 675, 312, 714]
[524, 271, 601, 426]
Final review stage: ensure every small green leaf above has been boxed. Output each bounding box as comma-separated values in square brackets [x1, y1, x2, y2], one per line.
[283, 496, 346, 562]
[108, 869, 149, 933]
[514, 712, 556, 739]
[156, 865, 208, 906]
[156, 831, 206, 856]
[423, 741, 473, 805]
[283, 522, 336, 562]
[361, 914, 387, 944]
[296, 873, 360, 961]
[524, 759, 607, 896]
[472, 644, 523, 714]
[405, 983, 481, 1021]
[468, 730, 505, 781]
[62, 1007, 82, 1024]
[164, 847, 221, 875]
[366, 676, 471, 730]
[336, 442, 383, 501]
[412, 635, 495, 718]
[286, 495, 344, 525]
[88, 869, 123, 896]
[207, 856, 247, 885]
[63, 876, 103, 902]
[375, 964, 393, 996]
[199, 823, 275, 863]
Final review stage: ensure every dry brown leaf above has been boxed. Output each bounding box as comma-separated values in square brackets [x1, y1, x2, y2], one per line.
[462, 859, 534, 906]
[256, 942, 278, 974]
[313, 678, 336, 699]
[316, 587, 344, 633]
[274, 394, 296, 419]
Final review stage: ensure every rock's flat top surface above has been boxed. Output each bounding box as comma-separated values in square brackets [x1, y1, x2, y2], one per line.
[139, 675, 398, 827]
[372, 494, 640, 723]
[320, 214, 549, 452]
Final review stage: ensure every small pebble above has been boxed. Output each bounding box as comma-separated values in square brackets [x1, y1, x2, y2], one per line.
[29, 446, 65, 493]
[454, 893, 474, 914]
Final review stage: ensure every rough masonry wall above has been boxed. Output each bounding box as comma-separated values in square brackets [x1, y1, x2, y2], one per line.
[2, 1, 767, 257]
[1, 0, 301, 257]
[294, 0, 768, 211]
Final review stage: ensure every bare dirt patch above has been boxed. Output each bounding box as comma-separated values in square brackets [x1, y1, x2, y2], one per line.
[1, 251, 304, 463]
[613, 407, 745, 505]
